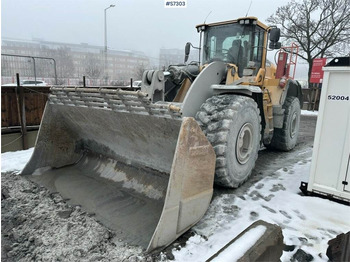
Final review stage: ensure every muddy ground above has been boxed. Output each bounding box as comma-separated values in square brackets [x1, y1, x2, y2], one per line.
[1, 115, 317, 262]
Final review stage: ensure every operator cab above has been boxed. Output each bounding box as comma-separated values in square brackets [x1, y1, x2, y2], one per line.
[160, 17, 281, 102]
[199, 17, 265, 77]
[194, 17, 280, 78]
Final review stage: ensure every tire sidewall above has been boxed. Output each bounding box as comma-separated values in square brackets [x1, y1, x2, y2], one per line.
[226, 100, 260, 185]
[283, 97, 301, 150]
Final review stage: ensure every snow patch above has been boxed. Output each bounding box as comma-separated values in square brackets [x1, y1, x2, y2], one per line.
[211, 225, 266, 262]
[301, 110, 318, 116]
[1, 148, 33, 173]
[173, 157, 350, 262]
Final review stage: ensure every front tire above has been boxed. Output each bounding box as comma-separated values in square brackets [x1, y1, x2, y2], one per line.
[268, 96, 301, 151]
[196, 95, 261, 188]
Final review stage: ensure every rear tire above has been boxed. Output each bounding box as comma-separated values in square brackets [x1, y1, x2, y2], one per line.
[268, 96, 301, 151]
[196, 95, 261, 188]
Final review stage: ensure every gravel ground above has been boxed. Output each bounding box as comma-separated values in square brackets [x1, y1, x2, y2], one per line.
[1, 115, 319, 261]
[1, 171, 157, 262]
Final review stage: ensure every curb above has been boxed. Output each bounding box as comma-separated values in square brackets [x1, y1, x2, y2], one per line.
[207, 220, 284, 262]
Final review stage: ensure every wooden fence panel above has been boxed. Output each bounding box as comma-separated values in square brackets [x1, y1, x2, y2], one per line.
[1, 86, 50, 128]
[1, 87, 19, 127]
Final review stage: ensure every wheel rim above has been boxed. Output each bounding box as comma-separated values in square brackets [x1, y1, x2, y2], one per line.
[236, 123, 254, 165]
[290, 112, 297, 138]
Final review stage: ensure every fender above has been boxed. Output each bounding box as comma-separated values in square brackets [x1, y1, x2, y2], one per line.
[281, 79, 303, 107]
[273, 79, 303, 129]
[211, 84, 262, 96]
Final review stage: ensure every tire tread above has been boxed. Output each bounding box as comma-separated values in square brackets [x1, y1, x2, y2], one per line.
[195, 95, 261, 188]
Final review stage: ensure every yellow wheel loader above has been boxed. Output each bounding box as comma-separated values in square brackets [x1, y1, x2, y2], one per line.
[22, 17, 302, 252]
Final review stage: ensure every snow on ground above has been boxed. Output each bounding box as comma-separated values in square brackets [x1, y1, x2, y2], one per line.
[1, 148, 33, 173]
[2, 145, 350, 261]
[210, 225, 267, 262]
[301, 110, 319, 116]
[172, 156, 350, 262]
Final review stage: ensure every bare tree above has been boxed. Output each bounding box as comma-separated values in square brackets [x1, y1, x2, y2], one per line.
[41, 46, 75, 80]
[133, 63, 159, 80]
[267, 0, 350, 80]
[84, 53, 102, 79]
[56, 47, 75, 78]
[1, 57, 11, 77]
[133, 63, 148, 80]
[34, 58, 56, 79]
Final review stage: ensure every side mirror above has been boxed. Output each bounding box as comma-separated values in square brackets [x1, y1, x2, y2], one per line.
[269, 28, 281, 50]
[184, 42, 191, 63]
[269, 28, 280, 42]
[269, 41, 282, 50]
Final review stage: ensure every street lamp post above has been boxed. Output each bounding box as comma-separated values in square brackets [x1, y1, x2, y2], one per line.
[104, 4, 115, 85]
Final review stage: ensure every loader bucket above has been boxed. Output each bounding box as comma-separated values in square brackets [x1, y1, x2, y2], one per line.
[21, 87, 215, 252]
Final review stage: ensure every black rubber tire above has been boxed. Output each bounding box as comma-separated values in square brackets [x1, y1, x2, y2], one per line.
[195, 95, 261, 188]
[268, 96, 301, 151]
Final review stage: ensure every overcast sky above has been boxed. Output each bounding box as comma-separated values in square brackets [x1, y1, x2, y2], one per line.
[1, 0, 308, 78]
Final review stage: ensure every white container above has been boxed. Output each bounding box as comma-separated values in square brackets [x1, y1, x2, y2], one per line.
[307, 57, 350, 202]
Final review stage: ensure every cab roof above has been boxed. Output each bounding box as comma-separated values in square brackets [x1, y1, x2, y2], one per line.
[196, 16, 270, 31]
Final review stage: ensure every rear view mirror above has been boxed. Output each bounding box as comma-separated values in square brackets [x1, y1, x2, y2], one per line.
[184, 42, 191, 63]
[269, 28, 280, 42]
[269, 27, 281, 50]
[269, 41, 282, 49]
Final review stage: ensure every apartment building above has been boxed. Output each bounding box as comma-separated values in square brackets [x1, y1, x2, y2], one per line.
[1, 38, 150, 85]
[159, 48, 200, 69]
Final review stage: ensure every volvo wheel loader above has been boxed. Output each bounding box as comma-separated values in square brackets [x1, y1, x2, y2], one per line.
[22, 16, 302, 252]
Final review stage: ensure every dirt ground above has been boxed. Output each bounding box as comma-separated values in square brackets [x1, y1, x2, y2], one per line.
[1, 115, 317, 262]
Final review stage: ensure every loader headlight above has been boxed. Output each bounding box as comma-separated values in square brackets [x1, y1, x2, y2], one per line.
[238, 19, 257, 25]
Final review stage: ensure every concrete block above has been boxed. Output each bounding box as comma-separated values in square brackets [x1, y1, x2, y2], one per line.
[207, 220, 284, 262]
[327, 231, 350, 262]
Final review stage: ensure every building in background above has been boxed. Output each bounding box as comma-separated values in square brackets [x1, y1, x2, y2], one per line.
[159, 48, 200, 69]
[1, 38, 150, 85]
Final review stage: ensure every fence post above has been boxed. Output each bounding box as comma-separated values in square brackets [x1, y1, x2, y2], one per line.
[15, 73, 28, 150]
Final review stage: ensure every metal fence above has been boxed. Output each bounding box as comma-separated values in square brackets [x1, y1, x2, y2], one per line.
[1, 54, 57, 85]
[1, 73, 50, 151]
